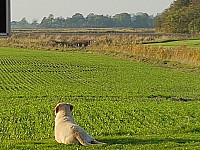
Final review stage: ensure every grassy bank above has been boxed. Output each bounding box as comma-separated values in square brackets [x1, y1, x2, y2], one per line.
[0, 32, 199, 66]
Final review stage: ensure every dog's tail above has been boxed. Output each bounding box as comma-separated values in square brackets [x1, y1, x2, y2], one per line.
[91, 139, 106, 145]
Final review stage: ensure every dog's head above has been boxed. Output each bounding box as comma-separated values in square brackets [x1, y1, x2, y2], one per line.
[55, 102, 74, 116]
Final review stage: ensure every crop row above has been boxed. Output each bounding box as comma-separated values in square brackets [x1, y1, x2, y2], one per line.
[0, 47, 199, 100]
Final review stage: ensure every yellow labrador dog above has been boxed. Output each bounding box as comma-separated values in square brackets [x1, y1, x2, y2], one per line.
[55, 102, 105, 146]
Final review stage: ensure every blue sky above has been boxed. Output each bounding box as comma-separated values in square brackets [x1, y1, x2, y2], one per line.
[12, 0, 174, 22]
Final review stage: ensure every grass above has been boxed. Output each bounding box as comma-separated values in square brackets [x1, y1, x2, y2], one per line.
[1, 100, 200, 149]
[2, 134, 200, 149]
[145, 39, 200, 49]
[0, 47, 200, 149]
[1, 99, 200, 149]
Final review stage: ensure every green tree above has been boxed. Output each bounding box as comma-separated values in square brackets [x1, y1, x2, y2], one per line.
[39, 14, 55, 28]
[113, 13, 131, 27]
[31, 19, 39, 28]
[71, 13, 86, 28]
[132, 13, 154, 28]
[54, 17, 65, 28]
[85, 13, 113, 28]
[172, 0, 190, 9]
[13, 12, 156, 29]
[17, 18, 31, 28]
[155, 0, 200, 33]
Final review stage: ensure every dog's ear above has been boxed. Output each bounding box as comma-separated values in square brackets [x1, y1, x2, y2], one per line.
[69, 104, 73, 111]
[55, 104, 60, 115]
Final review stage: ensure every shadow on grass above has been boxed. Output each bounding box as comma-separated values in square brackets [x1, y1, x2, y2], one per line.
[4, 136, 200, 149]
[192, 128, 200, 133]
[102, 137, 200, 145]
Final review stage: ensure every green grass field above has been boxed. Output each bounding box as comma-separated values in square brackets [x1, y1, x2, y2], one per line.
[0, 47, 200, 149]
[146, 39, 200, 49]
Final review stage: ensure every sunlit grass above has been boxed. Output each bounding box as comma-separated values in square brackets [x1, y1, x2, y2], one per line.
[147, 39, 200, 49]
[0, 47, 200, 149]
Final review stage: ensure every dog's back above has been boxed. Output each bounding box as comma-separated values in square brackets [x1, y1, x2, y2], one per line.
[55, 103, 106, 146]
[55, 116, 80, 144]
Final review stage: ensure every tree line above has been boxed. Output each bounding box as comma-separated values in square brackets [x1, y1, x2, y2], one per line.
[155, 0, 200, 33]
[11, 12, 155, 29]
